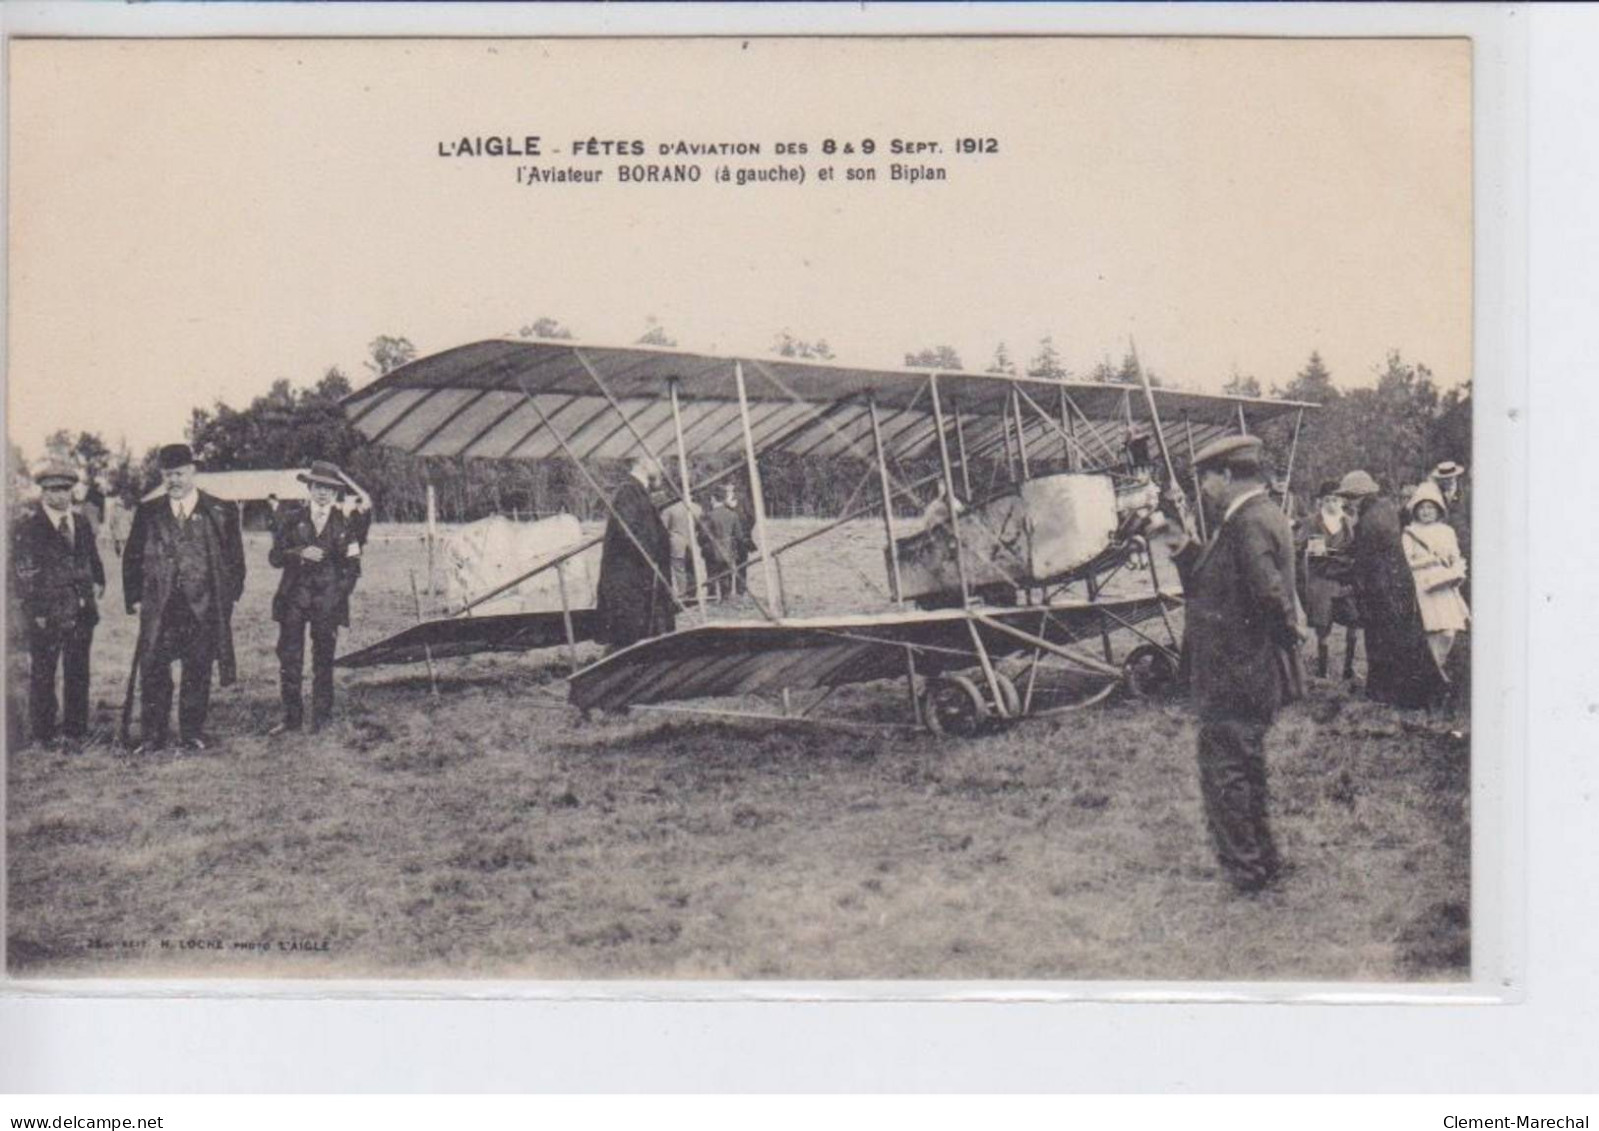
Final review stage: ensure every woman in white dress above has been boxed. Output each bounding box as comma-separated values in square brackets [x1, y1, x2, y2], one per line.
[1401, 479, 1470, 677]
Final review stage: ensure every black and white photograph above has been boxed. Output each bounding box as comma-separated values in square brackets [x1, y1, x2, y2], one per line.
[4, 33, 1483, 986]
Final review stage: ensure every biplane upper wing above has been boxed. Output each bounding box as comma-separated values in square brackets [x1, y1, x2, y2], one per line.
[566, 597, 1178, 712]
[340, 339, 1315, 473]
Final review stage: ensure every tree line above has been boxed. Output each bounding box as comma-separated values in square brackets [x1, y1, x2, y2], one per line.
[9, 322, 1469, 530]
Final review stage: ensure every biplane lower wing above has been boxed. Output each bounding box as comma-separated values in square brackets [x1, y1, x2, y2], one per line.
[567, 596, 1179, 712]
[335, 609, 600, 669]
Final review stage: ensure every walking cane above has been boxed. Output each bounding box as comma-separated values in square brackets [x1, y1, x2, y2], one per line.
[117, 628, 146, 747]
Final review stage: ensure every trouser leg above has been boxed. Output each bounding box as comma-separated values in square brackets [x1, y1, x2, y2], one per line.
[141, 645, 174, 746]
[1343, 627, 1359, 679]
[28, 631, 62, 742]
[61, 626, 94, 738]
[309, 621, 338, 728]
[1197, 716, 1280, 890]
[277, 611, 307, 727]
[1315, 631, 1330, 679]
[177, 609, 217, 742]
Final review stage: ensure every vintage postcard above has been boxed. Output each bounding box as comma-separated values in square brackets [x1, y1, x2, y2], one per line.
[4, 34, 1483, 988]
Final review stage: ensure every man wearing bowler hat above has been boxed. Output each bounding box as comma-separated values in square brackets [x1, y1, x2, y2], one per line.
[267, 461, 364, 734]
[123, 443, 246, 751]
[1166, 434, 1304, 894]
[12, 459, 106, 745]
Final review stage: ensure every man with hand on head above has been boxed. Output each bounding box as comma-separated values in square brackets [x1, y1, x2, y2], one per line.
[267, 461, 364, 735]
[123, 444, 246, 752]
[594, 455, 675, 651]
[12, 459, 105, 746]
[1166, 435, 1304, 895]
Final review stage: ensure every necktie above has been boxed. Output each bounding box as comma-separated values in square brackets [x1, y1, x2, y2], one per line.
[57, 514, 72, 547]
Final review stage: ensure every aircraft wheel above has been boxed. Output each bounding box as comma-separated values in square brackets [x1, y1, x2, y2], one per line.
[1123, 644, 1179, 700]
[989, 671, 1022, 724]
[921, 675, 989, 737]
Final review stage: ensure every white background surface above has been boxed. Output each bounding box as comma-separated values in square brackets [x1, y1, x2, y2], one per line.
[1, 2, 1594, 1092]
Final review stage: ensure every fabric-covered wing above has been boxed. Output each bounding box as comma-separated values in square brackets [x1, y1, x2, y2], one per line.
[567, 599, 1176, 711]
[335, 609, 600, 668]
[341, 339, 1314, 475]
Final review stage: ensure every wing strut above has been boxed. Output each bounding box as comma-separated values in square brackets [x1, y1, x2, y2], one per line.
[516, 376, 690, 618]
[1281, 407, 1306, 514]
[734, 359, 783, 615]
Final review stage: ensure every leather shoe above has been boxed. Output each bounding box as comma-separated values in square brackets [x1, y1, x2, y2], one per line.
[268, 721, 299, 737]
[178, 735, 207, 752]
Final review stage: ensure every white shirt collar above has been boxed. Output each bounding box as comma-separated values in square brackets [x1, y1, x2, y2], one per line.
[170, 491, 197, 519]
[44, 503, 73, 528]
[1221, 485, 1268, 527]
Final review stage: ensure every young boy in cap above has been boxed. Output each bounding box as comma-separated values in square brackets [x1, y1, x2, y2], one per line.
[12, 459, 105, 744]
[123, 443, 247, 750]
[267, 461, 364, 734]
[1166, 434, 1304, 893]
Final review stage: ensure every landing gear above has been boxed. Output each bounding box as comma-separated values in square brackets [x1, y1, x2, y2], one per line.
[920, 671, 1021, 735]
[1122, 644, 1179, 700]
[921, 675, 987, 736]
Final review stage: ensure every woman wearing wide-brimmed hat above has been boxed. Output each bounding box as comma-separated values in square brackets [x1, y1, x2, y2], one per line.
[1340, 470, 1441, 709]
[1401, 479, 1470, 679]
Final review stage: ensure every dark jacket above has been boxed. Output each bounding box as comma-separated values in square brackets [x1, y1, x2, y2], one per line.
[595, 478, 674, 647]
[1350, 494, 1440, 708]
[700, 501, 751, 569]
[1297, 516, 1357, 631]
[1176, 491, 1303, 722]
[123, 490, 247, 685]
[12, 507, 105, 634]
[269, 502, 362, 627]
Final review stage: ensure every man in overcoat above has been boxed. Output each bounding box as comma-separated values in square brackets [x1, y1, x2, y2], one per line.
[594, 456, 675, 650]
[1338, 469, 1441, 709]
[12, 459, 105, 744]
[1169, 436, 1304, 893]
[268, 461, 364, 734]
[123, 444, 246, 750]
[701, 486, 751, 600]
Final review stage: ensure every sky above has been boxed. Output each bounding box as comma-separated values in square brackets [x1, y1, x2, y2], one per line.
[6, 36, 1471, 458]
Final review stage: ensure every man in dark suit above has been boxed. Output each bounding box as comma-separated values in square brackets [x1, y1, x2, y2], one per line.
[700, 486, 751, 600]
[1169, 435, 1305, 893]
[594, 456, 675, 650]
[267, 461, 364, 734]
[12, 459, 105, 745]
[123, 444, 247, 751]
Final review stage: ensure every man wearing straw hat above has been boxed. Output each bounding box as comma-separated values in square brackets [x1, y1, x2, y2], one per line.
[12, 458, 105, 745]
[123, 443, 247, 751]
[1168, 434, 1304, 894]
[267, 460, 364, 735]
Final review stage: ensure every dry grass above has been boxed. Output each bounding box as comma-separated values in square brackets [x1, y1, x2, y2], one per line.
[5, 522, 1469, 980]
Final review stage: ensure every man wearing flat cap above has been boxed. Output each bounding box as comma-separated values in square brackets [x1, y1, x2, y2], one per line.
[12, 459, 106, 745]
[123, 444, 246, 750]
[267, 461, 364, 734]
[1168, 434, 1304, 894]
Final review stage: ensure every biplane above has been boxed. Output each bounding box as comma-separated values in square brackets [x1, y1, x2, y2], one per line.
[336, 339, 1315, 733]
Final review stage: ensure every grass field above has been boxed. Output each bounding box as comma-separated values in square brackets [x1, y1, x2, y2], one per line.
[5, 520, 1469, 980]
